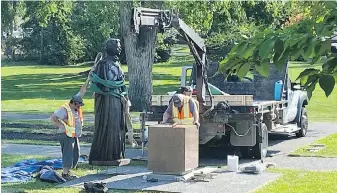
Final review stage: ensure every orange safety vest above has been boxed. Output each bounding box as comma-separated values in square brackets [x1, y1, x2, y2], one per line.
[172, 96, 194, 125]
[61, 103, 84, 138]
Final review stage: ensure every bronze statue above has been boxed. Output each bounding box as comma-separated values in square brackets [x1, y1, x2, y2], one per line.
[89, 38, 132, 166]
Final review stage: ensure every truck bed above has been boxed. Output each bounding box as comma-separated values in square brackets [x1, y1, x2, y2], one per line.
[151, 95, 286, 107]
[252, 100, 284, 106]
[151, 94, 254, 106]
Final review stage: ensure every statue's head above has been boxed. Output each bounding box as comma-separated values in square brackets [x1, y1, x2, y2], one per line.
[105, 38, 121, 57]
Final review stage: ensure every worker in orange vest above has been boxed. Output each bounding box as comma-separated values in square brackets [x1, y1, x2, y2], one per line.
[50, 80, 89, 181]
[161, 94, 200, 127]
[180, 86, 199, 112]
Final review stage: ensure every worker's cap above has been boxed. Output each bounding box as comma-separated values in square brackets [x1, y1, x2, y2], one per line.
[172, 94, 183, 107]
[71, 95, 84, 106]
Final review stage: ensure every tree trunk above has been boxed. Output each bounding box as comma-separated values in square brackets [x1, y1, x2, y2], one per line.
[120, 1, 157, 112]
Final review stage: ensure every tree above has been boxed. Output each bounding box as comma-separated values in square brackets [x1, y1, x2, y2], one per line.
[23, 1, 84, 65]
[1, 1, 16, 35]
[120, 1, 158, 111]
[164, 1, 217, 36]
[1, 1, 25, 35]
[218, 1, 337, 99]
[71, 1, 120, 61]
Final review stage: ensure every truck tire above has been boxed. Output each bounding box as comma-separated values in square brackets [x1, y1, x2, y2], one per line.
[296, 107, 308, 137]
[240, 146, 251, 158]
[252, 123, 268, 159]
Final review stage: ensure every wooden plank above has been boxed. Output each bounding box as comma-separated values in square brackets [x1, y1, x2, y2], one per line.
[151, 95, 254, 106]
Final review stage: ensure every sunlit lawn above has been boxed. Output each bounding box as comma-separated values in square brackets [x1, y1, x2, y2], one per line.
[254, 168, 337, 193]
[1, 46, 336, 122]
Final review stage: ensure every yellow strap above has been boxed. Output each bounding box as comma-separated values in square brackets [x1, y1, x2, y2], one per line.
[62, 103, 75, 127]
[61, 103, 76, 138]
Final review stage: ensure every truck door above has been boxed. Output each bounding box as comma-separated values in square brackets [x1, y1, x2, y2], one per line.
[284, 75, 299, 123]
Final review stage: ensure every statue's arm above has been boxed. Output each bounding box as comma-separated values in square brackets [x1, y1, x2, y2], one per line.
[79, 65, 98, 98]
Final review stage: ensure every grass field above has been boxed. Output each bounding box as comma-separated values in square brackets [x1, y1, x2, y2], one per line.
[254, 168, 337, 193]
[1, 59, 185, 114]
[287, 62, 337, 122]
[289, 133, 337, 158]
[1, 45, 337, 121]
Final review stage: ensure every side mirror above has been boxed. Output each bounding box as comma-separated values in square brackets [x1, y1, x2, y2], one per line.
[291, 82, 303, 90]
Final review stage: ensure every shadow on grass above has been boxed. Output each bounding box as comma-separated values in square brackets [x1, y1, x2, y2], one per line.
[1, 60, 94, 68]
[1, 73, 88, 101]
[152, 73, 180, 81]
[2, 70, 181, 101]
[154, 59, 194, 68]
[152, 84, 179, 95]
[1, 180, 58, 192]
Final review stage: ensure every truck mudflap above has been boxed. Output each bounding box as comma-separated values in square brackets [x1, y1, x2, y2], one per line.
[229, 120, 257, 147]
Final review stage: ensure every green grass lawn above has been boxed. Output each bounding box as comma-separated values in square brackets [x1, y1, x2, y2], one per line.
[1, 54, 190, 114]
[254, 168, 337, 193]
[1, 47, 336, 122]
[288, 62, 337, 122]
[289, 133, 337, 158]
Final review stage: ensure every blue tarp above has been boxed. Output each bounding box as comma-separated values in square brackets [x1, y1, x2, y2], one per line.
[1, 156, 87, 183]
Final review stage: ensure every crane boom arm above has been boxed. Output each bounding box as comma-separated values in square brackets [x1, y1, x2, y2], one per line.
[131, 7, 210, 111]
[132, 8, 206, 52]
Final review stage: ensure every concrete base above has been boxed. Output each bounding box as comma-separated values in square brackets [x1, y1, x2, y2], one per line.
[145, 167, 219, 182]
[99, 166, 130, 175]
[131, 156, 148, 161]
[90, 159, 131, 166]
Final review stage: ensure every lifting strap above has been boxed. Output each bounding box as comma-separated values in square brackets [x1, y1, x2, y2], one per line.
[89, 72, 128, 98]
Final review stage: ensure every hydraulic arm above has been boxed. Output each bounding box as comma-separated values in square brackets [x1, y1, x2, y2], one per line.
[131, 7, 212, 112]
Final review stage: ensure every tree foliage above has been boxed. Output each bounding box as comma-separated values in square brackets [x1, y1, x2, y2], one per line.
[1, 1, 25, 34]
[22, 1, 85, 65]
[162, 1, 292, 61]
[219, 1, 337, 98]
[164, 1, 217, 36]
[71, 1, 120, 61]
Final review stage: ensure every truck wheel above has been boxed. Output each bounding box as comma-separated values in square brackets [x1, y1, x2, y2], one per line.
[252, 123, 268, 159]
[240, 146, 251, 158]
[296, 107, 308, 137]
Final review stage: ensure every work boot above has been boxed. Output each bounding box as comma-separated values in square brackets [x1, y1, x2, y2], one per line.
[62, 172, 78, 181]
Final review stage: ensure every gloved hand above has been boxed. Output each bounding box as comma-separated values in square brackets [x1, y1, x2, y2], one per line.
[193, 121, 200, 127]
[65, 125, 75, 131]
[64, 125, 76, 138]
